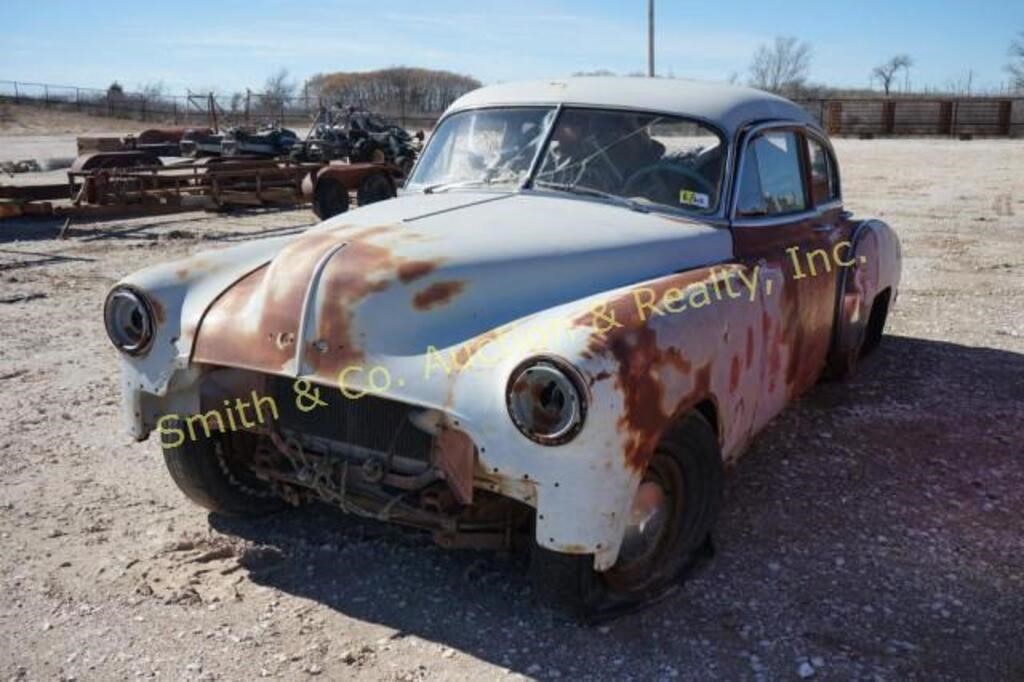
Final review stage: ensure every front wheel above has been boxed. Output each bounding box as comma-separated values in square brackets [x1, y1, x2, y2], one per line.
[529, 411, 722, 621]
[162, 424, 286, 517]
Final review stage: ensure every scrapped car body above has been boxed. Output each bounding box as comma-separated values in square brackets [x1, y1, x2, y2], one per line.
[106, 78, 901, 619]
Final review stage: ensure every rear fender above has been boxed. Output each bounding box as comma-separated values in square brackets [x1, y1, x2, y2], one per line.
[831, 219, 902, 362]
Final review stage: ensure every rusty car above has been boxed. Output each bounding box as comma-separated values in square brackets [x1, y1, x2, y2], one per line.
[104, 78, 901, 619]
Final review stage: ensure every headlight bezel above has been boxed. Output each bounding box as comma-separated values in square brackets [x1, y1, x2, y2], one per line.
[103, 285, 156, 356]
[505, 355, 588, 446]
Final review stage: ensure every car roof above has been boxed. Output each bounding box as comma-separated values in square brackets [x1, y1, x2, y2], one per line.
[446, 77, 819, 137]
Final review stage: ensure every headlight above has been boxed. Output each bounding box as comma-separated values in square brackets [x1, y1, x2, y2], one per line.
[506, 357, 586, 445]
[104, 286, 155, 355]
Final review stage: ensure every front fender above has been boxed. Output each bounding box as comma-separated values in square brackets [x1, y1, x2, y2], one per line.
[113, 235, 297, 437]
[445, 261, 790, 570]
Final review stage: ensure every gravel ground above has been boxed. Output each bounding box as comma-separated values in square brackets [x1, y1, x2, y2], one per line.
[0, 138, 1022, 681]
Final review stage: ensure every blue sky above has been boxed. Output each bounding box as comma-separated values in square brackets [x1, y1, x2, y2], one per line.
[4, 0, 1023, 94]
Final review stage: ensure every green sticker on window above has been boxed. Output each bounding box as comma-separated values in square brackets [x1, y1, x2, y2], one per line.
[679, 190, 710, 209]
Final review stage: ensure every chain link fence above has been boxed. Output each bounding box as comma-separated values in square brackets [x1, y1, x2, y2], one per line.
[0, 80, 440, 131]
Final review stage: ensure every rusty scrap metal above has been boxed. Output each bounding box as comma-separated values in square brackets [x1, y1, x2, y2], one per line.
[1, 156, 400, 223]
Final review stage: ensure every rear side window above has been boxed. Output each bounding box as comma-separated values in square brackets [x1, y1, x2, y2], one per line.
[736, 131, 807, 216]
[807, 137, 839, 206]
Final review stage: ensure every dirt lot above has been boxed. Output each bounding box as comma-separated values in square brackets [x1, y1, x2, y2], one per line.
[0, 138, 1022, 680]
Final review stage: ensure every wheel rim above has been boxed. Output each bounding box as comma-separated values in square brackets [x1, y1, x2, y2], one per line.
[602, 453, 686, 593]
[618, 480, 671, 564]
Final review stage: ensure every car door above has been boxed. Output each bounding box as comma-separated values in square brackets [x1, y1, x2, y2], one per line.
[729, 126, 844, 410]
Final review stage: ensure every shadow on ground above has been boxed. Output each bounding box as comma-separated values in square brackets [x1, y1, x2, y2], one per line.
[211, 335, 1024, 679]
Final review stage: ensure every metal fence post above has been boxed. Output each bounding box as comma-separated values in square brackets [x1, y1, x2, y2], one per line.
[883, 100, 896, 135]
[998, 100, 1012, 137]
[939, 101, 953, 135]
[12, 81, 19, 104]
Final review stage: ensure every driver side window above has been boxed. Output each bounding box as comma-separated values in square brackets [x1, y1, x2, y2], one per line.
[736, 131, 807, 217]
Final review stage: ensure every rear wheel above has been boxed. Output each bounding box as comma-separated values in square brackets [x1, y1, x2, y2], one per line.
[356, 173, 395, 207]
[162, 424, 286, 517]
[860, 289, 891, 357]
[827, 289, 892, 380]
[312, 177, 350, 220]
[530, 411, 722, 621]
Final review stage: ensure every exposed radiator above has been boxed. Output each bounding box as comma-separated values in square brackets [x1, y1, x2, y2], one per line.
[267, 375, 433, 463]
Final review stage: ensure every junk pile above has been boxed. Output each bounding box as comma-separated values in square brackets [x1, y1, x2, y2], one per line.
[0, 104, 421, 224]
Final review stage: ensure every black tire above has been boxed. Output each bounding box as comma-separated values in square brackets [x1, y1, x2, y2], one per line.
[860, 289, 891, 357]
[530, 411, 722, 622]
[396, 155, 415, 178]
[312, 177, 350, 220]
[826, 288, 892, 380]
[352, 139, 385, 165]
[356, 173, 395, 207]
[162, 423, 286, 517]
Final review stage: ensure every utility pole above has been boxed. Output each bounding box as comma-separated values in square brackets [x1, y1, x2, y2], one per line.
[647, 0, 655, 77]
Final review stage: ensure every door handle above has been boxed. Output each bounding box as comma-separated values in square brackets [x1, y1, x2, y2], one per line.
[812, 225, 832, 232]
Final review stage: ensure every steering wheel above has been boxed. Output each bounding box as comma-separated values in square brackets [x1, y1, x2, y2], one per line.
[622, 162, 716, 208]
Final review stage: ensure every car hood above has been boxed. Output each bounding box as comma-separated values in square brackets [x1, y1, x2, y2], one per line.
[191, 191, 733, 379]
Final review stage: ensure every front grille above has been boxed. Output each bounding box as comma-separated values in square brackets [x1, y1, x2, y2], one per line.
[267, 376, 433, 462]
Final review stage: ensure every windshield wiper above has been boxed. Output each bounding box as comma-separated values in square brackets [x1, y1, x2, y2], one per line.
[535, 182, 648, 213]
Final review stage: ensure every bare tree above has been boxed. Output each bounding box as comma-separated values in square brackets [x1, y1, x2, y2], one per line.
[138, 81, 167, 101]
[261, 69, 296, 115]
[1007, 30, 1024, 92]
[871, 55, 913, 96]
[307, 68, 480, 115]
[748, 36, 812, 96]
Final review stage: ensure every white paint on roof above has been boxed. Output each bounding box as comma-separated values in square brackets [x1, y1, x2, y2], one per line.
[447, 77, 818, 135]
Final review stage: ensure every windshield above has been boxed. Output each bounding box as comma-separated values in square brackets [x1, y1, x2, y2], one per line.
[534, 109, 724, 213]
[408, 107, 556, 191]
[410, 106, 725, 214]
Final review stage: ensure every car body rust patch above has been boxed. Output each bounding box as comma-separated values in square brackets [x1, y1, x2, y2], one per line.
[413, 280, 466, 311]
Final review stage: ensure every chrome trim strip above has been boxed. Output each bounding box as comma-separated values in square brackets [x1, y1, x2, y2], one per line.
[295, 241, 349, 375]
[522, 104, 563, 189]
